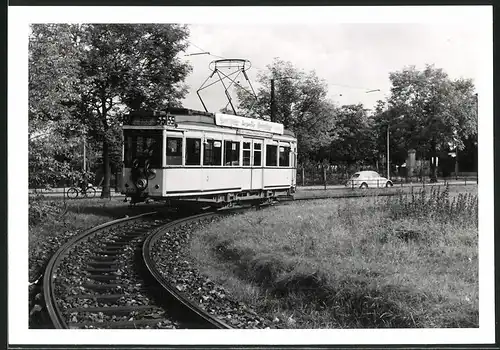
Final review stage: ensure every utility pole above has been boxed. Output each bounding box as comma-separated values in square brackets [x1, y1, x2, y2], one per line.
[386, 114, 404, 180]
[387, 126, 390, 180]
[475, 93, 478, 118]
[270, 79, 276, 122]
[83, 137, 86, 172]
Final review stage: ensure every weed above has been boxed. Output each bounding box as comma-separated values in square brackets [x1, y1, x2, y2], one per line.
[190, 187, 478, 328]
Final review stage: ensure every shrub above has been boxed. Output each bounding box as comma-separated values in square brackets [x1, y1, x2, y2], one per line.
[384, 185, 478, 226]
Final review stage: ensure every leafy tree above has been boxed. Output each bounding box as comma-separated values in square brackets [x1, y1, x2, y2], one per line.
[324, 104, 378, 166]
[29, 24, 193, 197]
[371, 101, 409, 172]
[29, 24, 85, 189]
[387, 64, 477, 182]
[74, 24, 192, 197]
[237, 58, 337, 162]
[29, 24, 82, 137]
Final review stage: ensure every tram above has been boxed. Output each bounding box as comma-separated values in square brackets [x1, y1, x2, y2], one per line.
[121, 108, 297, 207]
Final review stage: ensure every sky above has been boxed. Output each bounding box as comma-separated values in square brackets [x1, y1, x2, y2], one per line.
[181, 23, 484, 114]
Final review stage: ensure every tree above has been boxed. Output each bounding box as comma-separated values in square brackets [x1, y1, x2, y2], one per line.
[29, 24, 85, 189]
[29, 24, 82, 137]
[76, 24, 192, 197]
[29, 24, 193, 197]
[237, 58, 337, 162]
[325, 104, 378, 166]
[371, 101, 409, 172]
[387, 65, 477, 182]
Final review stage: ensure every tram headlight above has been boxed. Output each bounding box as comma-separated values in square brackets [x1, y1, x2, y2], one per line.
[135, 178, 148, 190]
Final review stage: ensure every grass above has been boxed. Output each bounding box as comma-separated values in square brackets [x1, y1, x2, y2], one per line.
[189, 185, 478, 328]
[28, 196, 161, 327]
[29, 197, 131, 255]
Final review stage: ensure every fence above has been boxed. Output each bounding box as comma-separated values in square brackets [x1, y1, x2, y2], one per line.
[296, 164, 478, 188]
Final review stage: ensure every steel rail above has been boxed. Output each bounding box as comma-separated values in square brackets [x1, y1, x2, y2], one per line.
[43, 193, 400, 329]
[142, 211, 233, 329]
[43, 211, 158, 329]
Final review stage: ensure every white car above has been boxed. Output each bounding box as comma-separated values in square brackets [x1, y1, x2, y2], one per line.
[345, 171, 393, 188]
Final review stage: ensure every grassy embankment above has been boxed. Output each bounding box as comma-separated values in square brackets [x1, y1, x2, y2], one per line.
[30, 198, 136, 263]
[28, 196, 155, 327]
[190, 185, 478, 328]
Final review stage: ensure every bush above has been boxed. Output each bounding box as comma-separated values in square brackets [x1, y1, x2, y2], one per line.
[384, 185, 478, 226]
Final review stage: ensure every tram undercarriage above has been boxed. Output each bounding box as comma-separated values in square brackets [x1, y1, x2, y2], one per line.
[125, 187, 295, 209]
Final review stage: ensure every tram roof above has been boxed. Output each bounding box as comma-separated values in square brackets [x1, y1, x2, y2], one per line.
[125, 107, 296, 137]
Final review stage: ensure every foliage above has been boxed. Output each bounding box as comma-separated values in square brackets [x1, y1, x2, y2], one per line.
[321, 104, 378, 165]
[370, 101, 409, 166]
[29, 24, 82, 137]
[191, 190, 478, 328]
[386, 65, 477, 181]
[29, 24, 192, 195]
[76, 24, 192, 197]
[29, 132, 81, 189]
[385, 185, 478, 226]
[29, 25, 86, 188]
[237, 58, 338, 161]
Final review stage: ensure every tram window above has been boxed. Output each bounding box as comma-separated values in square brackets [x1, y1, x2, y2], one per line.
[266, 145, 278, 166]
[186, 138, 201, 165]
[166, 137, 182, 165]
[124, 131, 162, 168]
[203, 139, 222, 166]
[279, 146, 291, 167]
[243, 142, 251, 166]
[253, 143, 262, 166]
[224, 140, 240, 166]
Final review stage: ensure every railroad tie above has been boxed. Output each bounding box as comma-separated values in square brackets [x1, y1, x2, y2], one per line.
[68, 318, 168, 329]
[85, 267, 119, 273]
[66, 304, 157, 316]
[65, 293, 125, 302]
[87, 261, 119, 268]
[88, 274, 118, 282]
[82, 282, 127, 291]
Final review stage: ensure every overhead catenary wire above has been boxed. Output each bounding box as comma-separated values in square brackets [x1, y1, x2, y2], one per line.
[186, 41, 388, 95]
[186, 40, 226, 60]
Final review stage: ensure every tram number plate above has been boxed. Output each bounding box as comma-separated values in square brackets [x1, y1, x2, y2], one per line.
[165, 115, 175, 126]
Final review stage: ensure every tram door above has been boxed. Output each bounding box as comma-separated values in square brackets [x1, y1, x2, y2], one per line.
[251, 139, 263, 190]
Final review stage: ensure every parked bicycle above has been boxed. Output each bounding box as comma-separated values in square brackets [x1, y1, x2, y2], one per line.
[66, 185, 97, 199]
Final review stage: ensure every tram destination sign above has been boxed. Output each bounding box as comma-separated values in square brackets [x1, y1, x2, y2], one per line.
[215, 113, 284, 135]
[126, 113, 176, 127]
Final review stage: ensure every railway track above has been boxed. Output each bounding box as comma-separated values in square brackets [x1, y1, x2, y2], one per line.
[43, 206, 263, 329]
[43, 210, 228, 329]
[42, 192, 402, 329]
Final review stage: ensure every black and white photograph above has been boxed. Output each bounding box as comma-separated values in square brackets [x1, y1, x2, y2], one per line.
[9, 4, 494, 347]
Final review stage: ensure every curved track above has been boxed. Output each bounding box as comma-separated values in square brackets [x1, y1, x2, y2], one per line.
[43, 211, 188, 329]
[43, 192, 400, 329]
[143, 212, 232, 329]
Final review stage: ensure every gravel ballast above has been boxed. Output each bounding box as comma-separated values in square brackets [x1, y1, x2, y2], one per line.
[149, 215, 278, 329]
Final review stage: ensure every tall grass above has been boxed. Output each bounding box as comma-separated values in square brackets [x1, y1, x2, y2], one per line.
[384, 185, 478, 226]
[190, 187, 478, 328]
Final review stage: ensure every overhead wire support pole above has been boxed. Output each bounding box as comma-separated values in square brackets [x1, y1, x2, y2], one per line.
[387, 125, 390, 180]
[270, 79, 276, 122]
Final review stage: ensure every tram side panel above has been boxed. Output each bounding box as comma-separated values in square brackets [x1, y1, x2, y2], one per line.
[262, 168, 293, 190]
[164, 167, 244, 195]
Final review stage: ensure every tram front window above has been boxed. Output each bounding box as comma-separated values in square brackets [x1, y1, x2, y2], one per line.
[124, 131, 162, 168]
